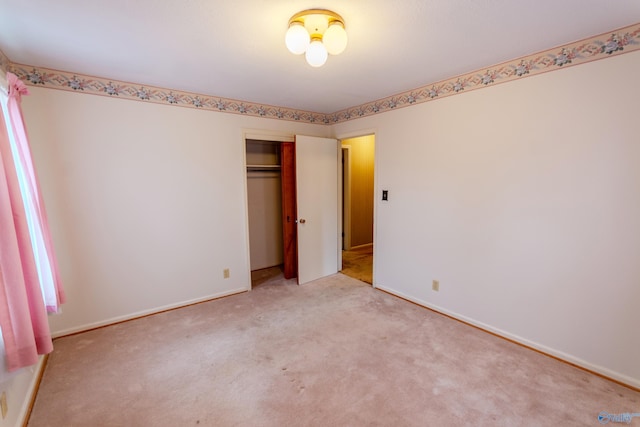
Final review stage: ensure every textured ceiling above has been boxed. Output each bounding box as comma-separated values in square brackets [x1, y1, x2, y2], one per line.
[1, 0, 639, 113]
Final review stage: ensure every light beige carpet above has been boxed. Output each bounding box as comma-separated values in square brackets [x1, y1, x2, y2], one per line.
[29, 273, 638, 426]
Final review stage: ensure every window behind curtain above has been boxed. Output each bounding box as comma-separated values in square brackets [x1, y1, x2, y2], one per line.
[0, 87, 54, 310]
[0, 74, 62, 372]
[0, 87, 10, 375]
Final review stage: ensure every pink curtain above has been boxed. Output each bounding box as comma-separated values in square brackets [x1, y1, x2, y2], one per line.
[0, 72, 64, 371]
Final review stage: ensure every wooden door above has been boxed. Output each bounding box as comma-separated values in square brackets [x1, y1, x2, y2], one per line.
[280, 142, 297, 279]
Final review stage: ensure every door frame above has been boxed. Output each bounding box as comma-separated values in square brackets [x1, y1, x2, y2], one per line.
[341, 145, 352, 251]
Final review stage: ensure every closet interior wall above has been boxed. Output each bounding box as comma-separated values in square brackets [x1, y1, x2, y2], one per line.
[246, 140, 284, 271]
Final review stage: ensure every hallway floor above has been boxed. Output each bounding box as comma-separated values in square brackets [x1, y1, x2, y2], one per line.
[340, 244, 373, 284]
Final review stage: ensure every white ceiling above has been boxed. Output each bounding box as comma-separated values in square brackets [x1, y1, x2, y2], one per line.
[1, 0, 639, 114]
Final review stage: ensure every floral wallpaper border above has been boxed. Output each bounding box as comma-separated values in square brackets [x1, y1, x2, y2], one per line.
[9, 63, 329, 124]
[7, 22, 640, 124]
[330, 23, 640, 123]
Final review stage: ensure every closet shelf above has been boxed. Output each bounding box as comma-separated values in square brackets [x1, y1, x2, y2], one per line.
[247, 164, 281, 171]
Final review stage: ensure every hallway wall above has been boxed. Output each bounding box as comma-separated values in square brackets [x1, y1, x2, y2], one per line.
[342, 135, 374, 247]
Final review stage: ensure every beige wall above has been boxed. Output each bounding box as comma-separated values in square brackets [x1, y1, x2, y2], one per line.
[335, 50, 640, 388]
[342, 135, 375, 247]
[247, 172, 283, 270]
[16, 49, 640, 392]
[22, 87, 329, 336]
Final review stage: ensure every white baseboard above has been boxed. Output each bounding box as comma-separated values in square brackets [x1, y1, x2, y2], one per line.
[51, 287, 247, 338]
[375, 284, 640, 390]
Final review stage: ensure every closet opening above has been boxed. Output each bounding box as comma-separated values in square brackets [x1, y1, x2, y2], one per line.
[245, 139, 297, 287]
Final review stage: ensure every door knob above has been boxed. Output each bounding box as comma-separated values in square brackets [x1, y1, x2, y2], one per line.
[299, 219, 306, 224]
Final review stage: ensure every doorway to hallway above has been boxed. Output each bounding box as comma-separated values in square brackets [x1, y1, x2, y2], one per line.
[340, 134, 375, 285]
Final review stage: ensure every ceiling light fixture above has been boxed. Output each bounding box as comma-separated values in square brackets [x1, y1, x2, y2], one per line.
[285, 9, 348, 67]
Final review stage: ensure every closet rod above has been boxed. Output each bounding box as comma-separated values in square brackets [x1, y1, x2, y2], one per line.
[247, 165, 281, 172]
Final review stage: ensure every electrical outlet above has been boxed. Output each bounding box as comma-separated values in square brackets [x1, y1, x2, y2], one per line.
[1, 391, 7, 419]
[432, 280, 440, 292]
[223, 268, 230, 279]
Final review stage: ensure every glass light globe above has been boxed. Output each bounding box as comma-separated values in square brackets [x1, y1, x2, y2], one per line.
[305, 39, 328, 67]
[323, 22, 348, 55]
[285, 22, 310, 55]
